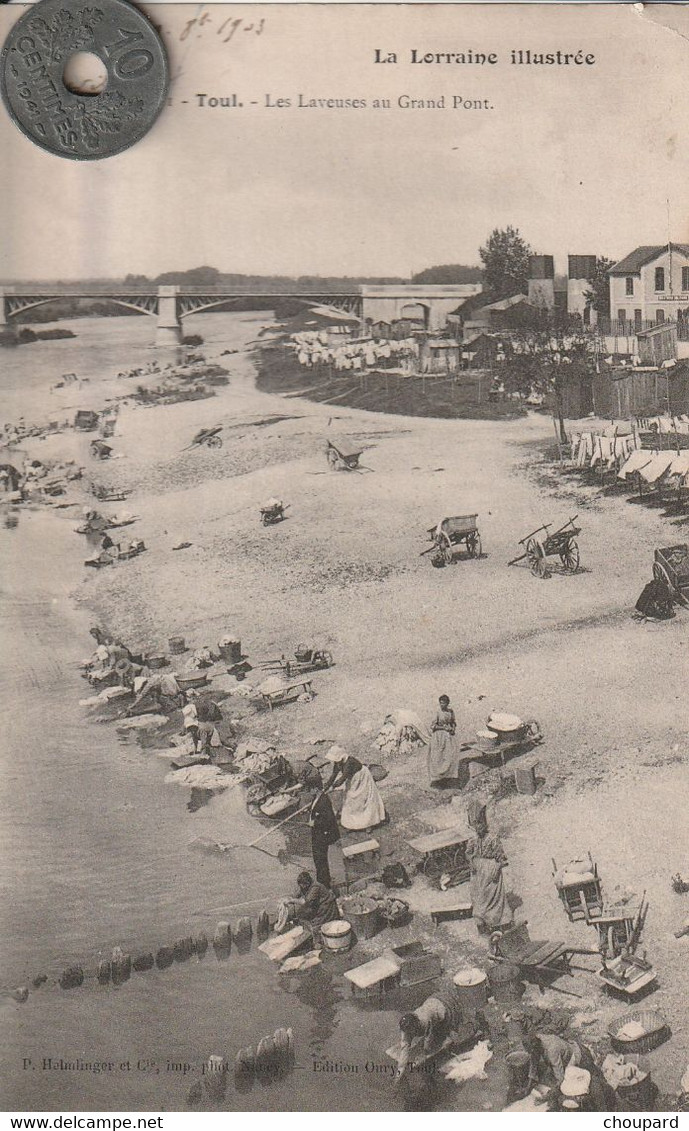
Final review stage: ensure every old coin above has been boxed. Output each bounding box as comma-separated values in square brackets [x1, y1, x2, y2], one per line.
[0, 0, 168, 160]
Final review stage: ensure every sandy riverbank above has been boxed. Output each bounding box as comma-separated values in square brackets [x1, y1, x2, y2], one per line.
[10, 312, 689, 1104]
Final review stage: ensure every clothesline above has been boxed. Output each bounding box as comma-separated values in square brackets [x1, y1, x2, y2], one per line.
[570, 429, 637, 472]
[290, 330, 419, 373]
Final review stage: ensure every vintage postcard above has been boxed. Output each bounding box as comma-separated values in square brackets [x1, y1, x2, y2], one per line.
[1, 2, 689, 1118]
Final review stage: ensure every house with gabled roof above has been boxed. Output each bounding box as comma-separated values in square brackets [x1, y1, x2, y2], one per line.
[609, 244, 689, 329]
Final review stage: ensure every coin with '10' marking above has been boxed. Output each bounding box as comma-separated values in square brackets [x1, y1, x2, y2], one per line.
[0, 0, 168, 159]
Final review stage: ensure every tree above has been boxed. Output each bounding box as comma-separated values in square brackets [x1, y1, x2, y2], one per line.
[411, 264, 483, 285]
[154, 266, 221, 286]
[479, 227, 533, 302]
[500, 326, 596, 441]
[123, 273, 150, 288]
[583, 256, 615, 316]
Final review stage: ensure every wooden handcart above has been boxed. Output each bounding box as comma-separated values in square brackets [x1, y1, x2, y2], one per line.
[90, 439, 113, 460]
[184, 426, 223, 450]
[406, 827, 471, 886]
[326, 439, 366, 471]
[489, 920, 596, 993]
[260, 501, 288, 526]
[91, 483, 128, 502]
[552, 852, 603, 922]
[653, 544, 689, 606]
[258, 645, 333, 679]
[589, 896, 647, 960]
[509, 515, 581, 578]
[425, 514, 482, 568]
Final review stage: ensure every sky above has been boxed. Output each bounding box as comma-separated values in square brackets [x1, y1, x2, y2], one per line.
[1, 3, 689, 281]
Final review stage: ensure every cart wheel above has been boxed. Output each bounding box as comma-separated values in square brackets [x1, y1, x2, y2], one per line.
[206, 435, 222, 449]
[560, 539, 580, 572]
[653, 561, 671, 586]
[527, 539, 546, 578]
[467, 531, 482, 558]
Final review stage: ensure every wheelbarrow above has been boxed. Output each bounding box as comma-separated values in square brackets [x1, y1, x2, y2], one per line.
[326, 439, 367, 471]
[184, 426, 223, 450]
[260, 500, 289, 526]
[90, 439, 113, 460]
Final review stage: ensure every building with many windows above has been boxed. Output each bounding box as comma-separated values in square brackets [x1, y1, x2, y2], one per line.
[608, 244, 689, 328]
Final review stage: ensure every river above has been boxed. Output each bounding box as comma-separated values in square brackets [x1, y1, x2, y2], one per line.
[1, 313, 507, 1113]
[0, 315, 439, 1113]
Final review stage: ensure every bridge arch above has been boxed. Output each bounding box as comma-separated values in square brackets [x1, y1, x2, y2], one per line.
[179, 296, 259, 319]
[6, 296, 155, 319]
[400, 301, 430, 327]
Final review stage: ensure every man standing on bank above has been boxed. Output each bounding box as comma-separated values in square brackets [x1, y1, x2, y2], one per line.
[309, 790, 341, 889]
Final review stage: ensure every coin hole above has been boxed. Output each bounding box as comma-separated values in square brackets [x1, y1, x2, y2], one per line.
[63, 51, 108, 96]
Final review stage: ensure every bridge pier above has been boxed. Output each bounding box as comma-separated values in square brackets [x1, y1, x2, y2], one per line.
[156, 285, 182, 346]
[0, 287, 11, 328]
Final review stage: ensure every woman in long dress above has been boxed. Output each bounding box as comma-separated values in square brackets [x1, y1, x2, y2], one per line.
[323, 746, 386, 831]
[427, 695, 463, 785]
[466, 798, 512, 934]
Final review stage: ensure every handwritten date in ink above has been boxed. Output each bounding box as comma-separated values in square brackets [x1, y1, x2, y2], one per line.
[180, 11, 265, 45]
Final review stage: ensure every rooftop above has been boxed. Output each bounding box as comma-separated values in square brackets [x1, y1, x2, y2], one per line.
[609, 244, 689, 276]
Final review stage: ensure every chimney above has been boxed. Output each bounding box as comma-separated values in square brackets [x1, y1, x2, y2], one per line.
[528, 255, 555, 310]
[567, 254, 598, 322]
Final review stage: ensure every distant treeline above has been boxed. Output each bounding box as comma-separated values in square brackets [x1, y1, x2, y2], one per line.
[124, 267, 408, 292]
[7, 263, 488, 294]
[411, 265, 483, 284]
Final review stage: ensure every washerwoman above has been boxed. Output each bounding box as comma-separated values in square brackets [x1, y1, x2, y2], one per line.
[323, 746, 386, 831]
[427, 694, 463, 785]
[466, 798, 512, 934]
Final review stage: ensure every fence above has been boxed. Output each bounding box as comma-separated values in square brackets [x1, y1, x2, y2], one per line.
[597, 317, 661, 337]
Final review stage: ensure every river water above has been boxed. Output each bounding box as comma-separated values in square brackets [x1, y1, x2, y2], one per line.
[0, 314, 503, 1113]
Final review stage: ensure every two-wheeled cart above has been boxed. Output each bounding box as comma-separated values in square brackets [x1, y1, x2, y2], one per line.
[257, 645, 334, 679]
[424, 514, 482, 568]
[653, 544, 689, 606]
[184, 426, 223, 450]
[509, 515, 581, 578]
